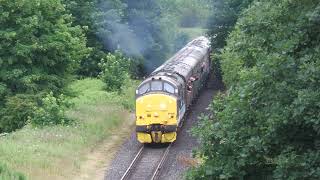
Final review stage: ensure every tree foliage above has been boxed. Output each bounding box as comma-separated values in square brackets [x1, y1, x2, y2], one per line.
[0, 94, 36, 132]
[98, 51, 130, 92]
[159, 0, 211, 28]
[189, 0, 320, 179]
[207, 0, 253, 49]
[0, 0, 89, 94]
[0, 0, 89, 132]
[65, 0, 129, 77]
[29, 92, 73, 126]
[206, 0, 253, 80]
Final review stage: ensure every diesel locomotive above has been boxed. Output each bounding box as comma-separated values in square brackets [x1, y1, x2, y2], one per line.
[135, 36, 211, 143]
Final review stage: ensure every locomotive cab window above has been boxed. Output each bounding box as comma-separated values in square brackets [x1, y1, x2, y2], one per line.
[151, 81, 163, 91]
[164, 82, 174, 93]
[138, 83, 150, 95]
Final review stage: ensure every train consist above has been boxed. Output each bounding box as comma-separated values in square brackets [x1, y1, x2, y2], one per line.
[135, 36, 211, 143]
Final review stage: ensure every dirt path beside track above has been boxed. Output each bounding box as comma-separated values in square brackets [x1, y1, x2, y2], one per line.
[73, 113, 135, 180]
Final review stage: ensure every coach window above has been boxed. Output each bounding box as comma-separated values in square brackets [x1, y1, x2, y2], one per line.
[164, 82, 174, 93]
[138, 83, 150, 94]
[151, 81, 163, 91]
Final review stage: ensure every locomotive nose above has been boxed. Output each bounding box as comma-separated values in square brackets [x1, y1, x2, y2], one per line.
[136, 94, 177, 143]
[136, 95, 176, 125]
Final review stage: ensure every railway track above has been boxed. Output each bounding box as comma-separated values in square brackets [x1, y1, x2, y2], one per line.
[118, 75, 215, 180]
[118, 80, 205, 180]
[120, 143, 172, 180]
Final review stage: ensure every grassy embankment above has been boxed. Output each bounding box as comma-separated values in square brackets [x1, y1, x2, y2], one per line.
[0, 78, 138, 180]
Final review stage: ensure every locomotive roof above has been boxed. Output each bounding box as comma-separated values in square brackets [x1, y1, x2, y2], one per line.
[151, 36, 210, 81]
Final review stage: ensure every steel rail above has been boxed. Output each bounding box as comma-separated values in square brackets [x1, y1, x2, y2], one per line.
[150, 143, 172, 180]
[120, 145, 144, 180]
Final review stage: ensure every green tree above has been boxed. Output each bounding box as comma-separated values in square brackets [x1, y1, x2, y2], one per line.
[64, 0, 101, 77]
[189, 0, 320, 179]
[120, 0, 169, 72]
[65, 0, 128, 77]
[0, 0, 89, 132]
[0, 94, 36, 132]
[207, 0, 253, 49]
[98, 51, 130, 91]
[0, 0, 88, 94]
[206, 0, 253, 81]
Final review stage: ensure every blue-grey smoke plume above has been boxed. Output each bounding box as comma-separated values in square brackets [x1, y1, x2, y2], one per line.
[94, 0, 211, 74]
[94, 2, 144, 57]
[94, 1, 170, 73]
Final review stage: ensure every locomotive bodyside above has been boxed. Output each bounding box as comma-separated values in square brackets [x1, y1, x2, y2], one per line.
[135, 36, 211, 143]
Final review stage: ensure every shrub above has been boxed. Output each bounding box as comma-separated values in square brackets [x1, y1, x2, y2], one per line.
[29, 92, 73, 126]
[98, 51, 130, 92]
[0, 94, 36, 133]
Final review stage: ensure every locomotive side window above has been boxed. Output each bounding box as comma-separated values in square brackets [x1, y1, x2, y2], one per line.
[151, 81, 162, 91]
[164, 82, 174, 93]
[138, 83, 150, 94]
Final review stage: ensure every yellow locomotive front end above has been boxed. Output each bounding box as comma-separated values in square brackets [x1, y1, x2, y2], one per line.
[135, 78, 180, 143]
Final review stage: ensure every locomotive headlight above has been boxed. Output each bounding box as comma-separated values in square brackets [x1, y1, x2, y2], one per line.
[160, 103, 167, 110]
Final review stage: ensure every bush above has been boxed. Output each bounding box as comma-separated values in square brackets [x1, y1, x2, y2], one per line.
[29, 92, 73, 126]
[98, 51, 130, 92]
[0, 94, 36, 133]
[189, 0, 320, 179]
[0, 83, 7, 103]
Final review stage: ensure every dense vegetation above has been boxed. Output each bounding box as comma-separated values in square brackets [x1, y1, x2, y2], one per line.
[189, 0, 320, 179]
[0, 0, 89, 133]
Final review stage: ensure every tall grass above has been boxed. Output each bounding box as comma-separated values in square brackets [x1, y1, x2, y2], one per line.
[0, 163, 25, 180]
[0, 78, 139, 180]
